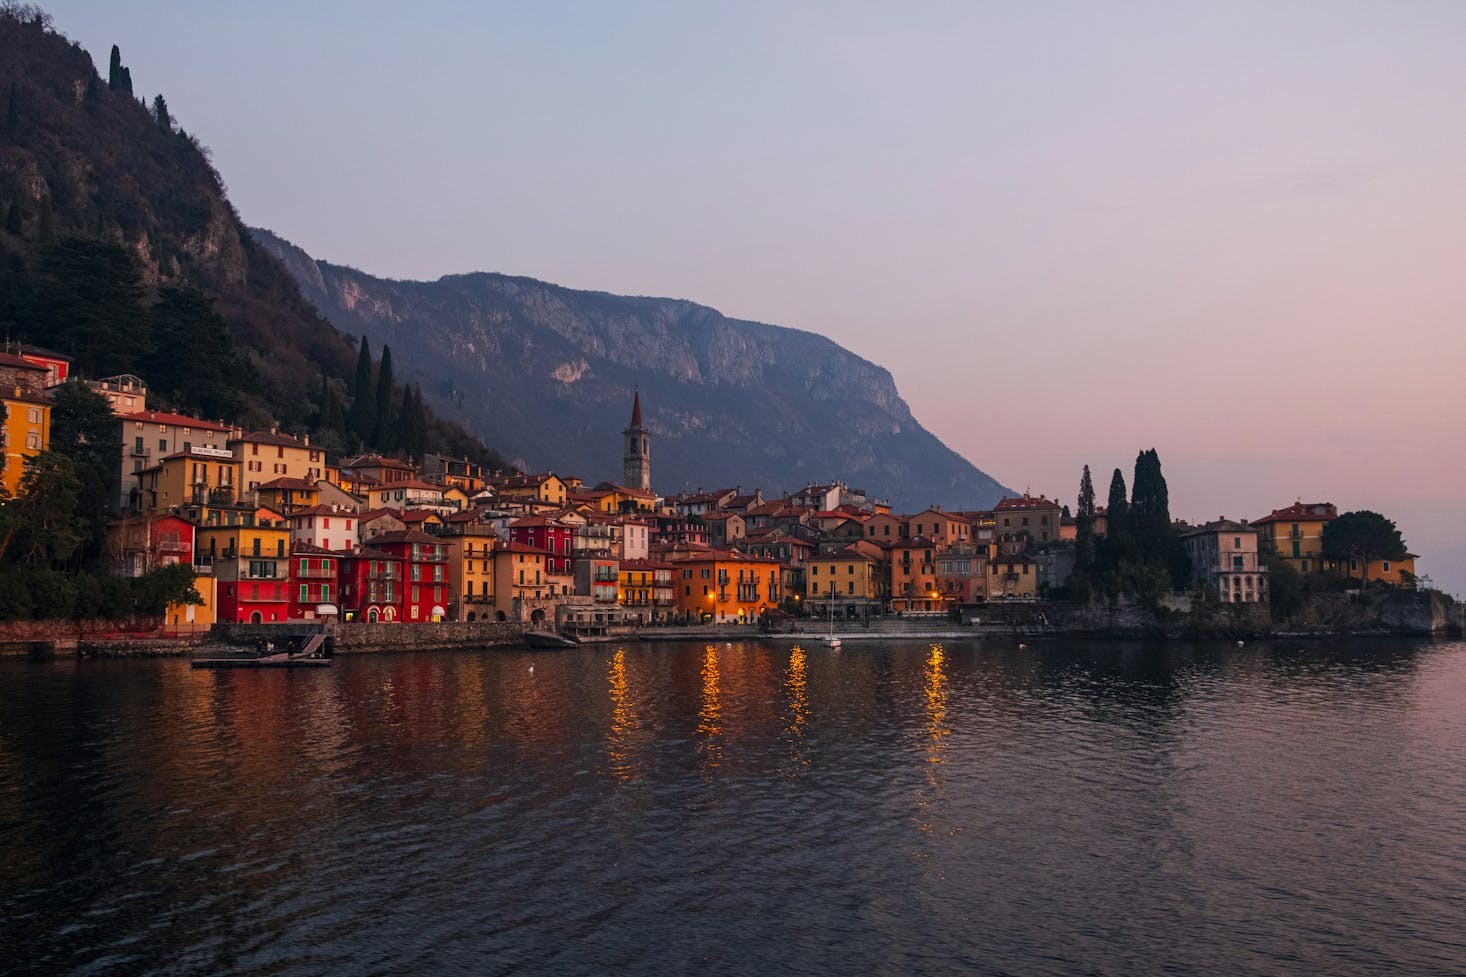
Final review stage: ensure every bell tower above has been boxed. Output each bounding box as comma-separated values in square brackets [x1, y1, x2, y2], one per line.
[622, 391, 651, 491]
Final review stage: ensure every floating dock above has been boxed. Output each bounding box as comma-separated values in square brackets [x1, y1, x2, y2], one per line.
[191, 653, 331, 669]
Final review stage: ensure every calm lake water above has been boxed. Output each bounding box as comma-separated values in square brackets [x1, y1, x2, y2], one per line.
[3, 638, 1464, 977]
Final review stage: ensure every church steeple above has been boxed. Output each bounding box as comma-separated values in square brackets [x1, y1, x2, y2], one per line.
[622, 391, 651, 491]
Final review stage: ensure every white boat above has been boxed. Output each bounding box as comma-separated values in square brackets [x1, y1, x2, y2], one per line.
[822, 596, 841, 649]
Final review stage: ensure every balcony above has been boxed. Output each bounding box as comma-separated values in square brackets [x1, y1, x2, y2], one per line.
[129, 446, 150, 459]
[295, 567, 335, 579]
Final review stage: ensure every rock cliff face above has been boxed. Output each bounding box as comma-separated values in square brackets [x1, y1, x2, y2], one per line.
[253, 228, 1011, 510]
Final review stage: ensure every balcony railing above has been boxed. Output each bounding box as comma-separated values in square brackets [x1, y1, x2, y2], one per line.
[295, 567, 335, 579]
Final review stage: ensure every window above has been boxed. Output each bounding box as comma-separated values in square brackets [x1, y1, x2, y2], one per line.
[300, 585, 309, 603]
[25, 432, 40, 449]
[27, 408, 41, 423]
[1382, 561, 1391, 572]
[1234, 537, 1242, 549]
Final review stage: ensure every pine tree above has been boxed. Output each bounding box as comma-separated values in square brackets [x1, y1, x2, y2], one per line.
[1076, 464, 1096, 569]
[152, 94, 170, 131]
[108, 45, 122, 91]
[348, 335, 373, 443]
[374, 344, 395, 450]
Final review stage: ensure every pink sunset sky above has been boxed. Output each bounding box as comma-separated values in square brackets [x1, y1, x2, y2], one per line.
[52, 1, 1466, 592]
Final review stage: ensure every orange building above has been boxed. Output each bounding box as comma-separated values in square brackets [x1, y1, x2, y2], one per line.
[667, 549, 781, 624]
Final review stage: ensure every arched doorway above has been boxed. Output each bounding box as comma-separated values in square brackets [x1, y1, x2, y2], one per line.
[466, 612, 477, 622]
[367, 608, 379, 623]
[495, 611, 507, 622]
[249, 611, 262, 624]
[530, 608, 546, 625]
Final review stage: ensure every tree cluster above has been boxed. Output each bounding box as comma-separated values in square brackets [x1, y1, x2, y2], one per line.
[1070, 449, 1190, 602]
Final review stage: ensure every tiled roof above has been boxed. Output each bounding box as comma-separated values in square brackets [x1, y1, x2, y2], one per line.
[259, 477, 316, 491]
[233, 430, 306, 448]
[367, 530, 444, 546]
[117, 410, 231, 431]
[994, 494, 1060, 511]
[1252, 503, 1337, 525]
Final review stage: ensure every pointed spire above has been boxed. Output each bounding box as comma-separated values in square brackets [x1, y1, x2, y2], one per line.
[629, 390, 643, 428]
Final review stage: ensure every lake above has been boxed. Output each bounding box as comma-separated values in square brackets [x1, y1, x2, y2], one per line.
[3, 638, 1464, 976]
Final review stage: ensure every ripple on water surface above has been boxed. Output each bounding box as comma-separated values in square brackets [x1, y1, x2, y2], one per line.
[1, 638, 1464, 976]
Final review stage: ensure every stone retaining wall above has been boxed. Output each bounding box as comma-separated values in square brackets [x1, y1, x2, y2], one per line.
[211, 620, 534, 653]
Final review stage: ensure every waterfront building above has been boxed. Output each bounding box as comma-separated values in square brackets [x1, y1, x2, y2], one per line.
[993, 493, 1064, 547]
[617, 557, 675, 623]
[935, 544, 988, 605]
[666, 549, 781, 624]
[369, 530, 449, 622]
[989, 551, 1038, 600]
[440, 517, 497, 621]
[490, 542, 558, 622]
[199, 507, 292, 623]
[286, 541, 338, 621]
[890, 536, 942, 613]
[336, 546, 404, 623]
[1252, 502, 1336, 574]
[0, 353, 51, 495]
[806, 545, 883, 621]
[1181, 519, 1269, 603]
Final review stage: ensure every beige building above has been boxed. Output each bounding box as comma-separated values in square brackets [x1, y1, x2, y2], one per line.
[1182, 519, 1268, 603]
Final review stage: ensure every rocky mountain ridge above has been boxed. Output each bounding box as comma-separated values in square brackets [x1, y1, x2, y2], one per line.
[253, 228, 1011, 510]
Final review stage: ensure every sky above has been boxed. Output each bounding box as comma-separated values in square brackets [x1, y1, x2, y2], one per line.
[45, 1, 1466, 594]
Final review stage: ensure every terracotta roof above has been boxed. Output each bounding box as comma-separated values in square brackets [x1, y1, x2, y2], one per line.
[289, 504, 354, 517]
[116, 410, 231, 431]
[1252, 502, 1337, 525]
[367, 530, 443, 546]
[0, 352, 47, 371]
[620, 557, 674, 571]
[358, 508, 405, 522]
[341, 545, 396, 561]
[233, 430, 306, 448]
[994, 494, 1060, 511]
[290, 540, 337, 557]
[814, 547, 879, 562]
[399, 510, 443, 524]
[496, 541, 552, 555]
[259, 477, 316, 491]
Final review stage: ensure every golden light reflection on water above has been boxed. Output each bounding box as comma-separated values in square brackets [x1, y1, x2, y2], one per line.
[605, 648, 641, 782]
[925, 643, 950, 763]
[697, 644, 723, 773]
[783, 644, 809, 775]
[915, 643, 952, 840]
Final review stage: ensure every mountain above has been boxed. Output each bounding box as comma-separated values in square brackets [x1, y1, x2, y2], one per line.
[252, 229, 1012, 510]
[0, 9, 505, 467]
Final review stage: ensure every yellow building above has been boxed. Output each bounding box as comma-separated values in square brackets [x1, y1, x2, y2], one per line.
[806, 545, 883, 617]
[1, 391, 49, 496]
[890, 537, 941, 613]
[233, 429, 327, 492]
[492, 472, 569, 507]
[137, 448, 243, 514]
[164, 573, 218, 635]
[443, 521, 497, 620]
[667, 549, 781, 624]
[195, 507, 293, 623]
[990, 552, 1038, 600]
[1252, 502, 1337, 574]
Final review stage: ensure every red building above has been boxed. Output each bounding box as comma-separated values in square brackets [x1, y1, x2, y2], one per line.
[287, 541, 339, 621]
[337, 546, 404, 623]
[370, 530, 449, 622]
[508, 515, 575, 575]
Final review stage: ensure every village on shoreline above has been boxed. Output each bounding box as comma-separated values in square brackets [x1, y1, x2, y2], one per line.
[1, 349, 1457, 658]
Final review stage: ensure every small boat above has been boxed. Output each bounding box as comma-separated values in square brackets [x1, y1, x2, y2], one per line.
[822, 635, 842, 649]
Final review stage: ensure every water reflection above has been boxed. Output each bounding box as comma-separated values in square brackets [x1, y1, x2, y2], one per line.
[605, 648, 641, 782]
[915, 643, 951, 838]
[697, 644, 723, 774]
[782, 644, 809, 776]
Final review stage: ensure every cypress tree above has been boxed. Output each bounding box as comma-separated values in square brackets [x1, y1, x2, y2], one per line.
[120, 66, 133, 97]
[152, 94, 170, 131]
[1106, 468, 1128, 538]
[1076, 464, 1096, 569]
[374, 345, 395, 450]
[348, 336, 373, 442]
[411, 384, 429, 461]
[108, 45, 122, 91]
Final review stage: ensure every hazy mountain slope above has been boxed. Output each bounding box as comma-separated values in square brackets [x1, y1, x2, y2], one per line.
[253, 229, 1011, 510]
